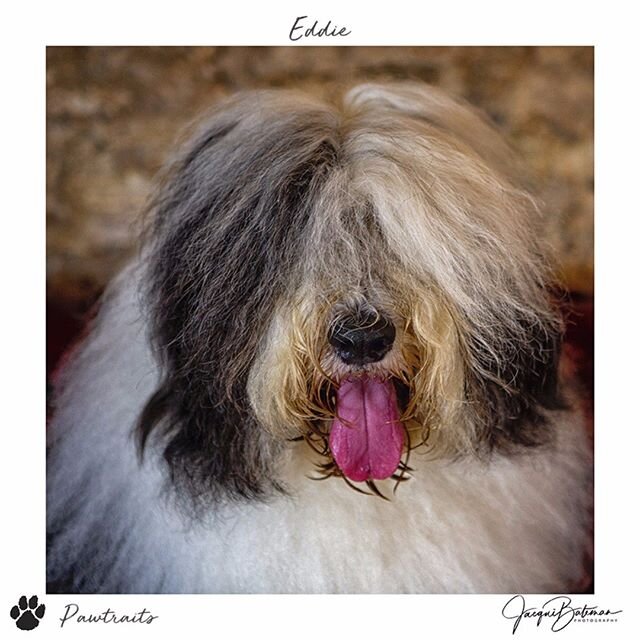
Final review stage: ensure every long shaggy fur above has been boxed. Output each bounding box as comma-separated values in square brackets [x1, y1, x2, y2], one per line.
[47, 83, 592, 593]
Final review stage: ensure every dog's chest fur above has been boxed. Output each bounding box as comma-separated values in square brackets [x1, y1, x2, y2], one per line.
[47, 268, 591, 594]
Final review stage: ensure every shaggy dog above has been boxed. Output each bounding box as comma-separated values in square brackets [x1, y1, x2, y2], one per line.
[47, 83, 592, 593]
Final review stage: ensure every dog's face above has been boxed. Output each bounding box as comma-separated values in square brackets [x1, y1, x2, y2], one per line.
[138, 83, 563, 504]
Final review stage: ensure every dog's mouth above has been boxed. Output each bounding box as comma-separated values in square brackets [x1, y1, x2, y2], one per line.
[300, 372, 416, 496]
[329, 375, 406, 482]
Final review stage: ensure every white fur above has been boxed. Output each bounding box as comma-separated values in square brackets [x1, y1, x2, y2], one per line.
[47, 264, 592, 593]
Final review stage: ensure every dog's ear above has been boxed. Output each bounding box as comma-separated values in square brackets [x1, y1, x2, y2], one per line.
[465, 303, 565, 452]
[137, 93, 339, 505]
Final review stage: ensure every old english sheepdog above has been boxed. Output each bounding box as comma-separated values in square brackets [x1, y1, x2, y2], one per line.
[47, 83, 592, 593]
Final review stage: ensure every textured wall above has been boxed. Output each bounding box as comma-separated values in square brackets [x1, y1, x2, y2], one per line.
[47, 46, 593, 310]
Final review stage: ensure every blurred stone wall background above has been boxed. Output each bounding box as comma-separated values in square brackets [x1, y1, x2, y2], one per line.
[47, 46, 593, 314]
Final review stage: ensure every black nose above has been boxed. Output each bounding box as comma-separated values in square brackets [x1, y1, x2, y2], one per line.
[328, 310, 396, 366]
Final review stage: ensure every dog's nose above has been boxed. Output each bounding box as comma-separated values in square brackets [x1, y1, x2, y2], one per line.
[328, 311, 396, 366]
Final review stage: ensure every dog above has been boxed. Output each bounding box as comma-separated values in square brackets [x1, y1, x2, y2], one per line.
[47, 82, 592, 593]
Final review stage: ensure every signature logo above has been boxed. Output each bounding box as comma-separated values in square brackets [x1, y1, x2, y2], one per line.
[501, 595, 622, 633]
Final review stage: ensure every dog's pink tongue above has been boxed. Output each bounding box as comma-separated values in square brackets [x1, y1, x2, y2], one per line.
[329, 377, 404, 482]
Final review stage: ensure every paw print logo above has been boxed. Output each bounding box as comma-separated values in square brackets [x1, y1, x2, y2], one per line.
[9, 596, 45, 631]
